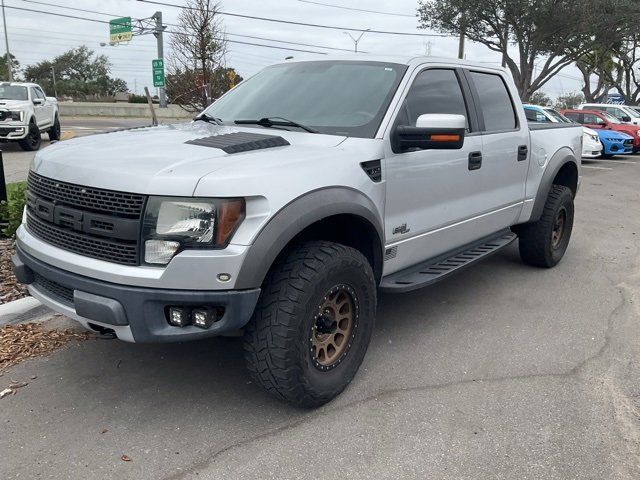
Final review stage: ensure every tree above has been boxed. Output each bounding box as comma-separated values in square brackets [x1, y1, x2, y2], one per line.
[417, 0, 633, 101]
[529, 91, 550, 106]
[23, 46, 127, 98]
[555, 92, 585, 110]
[0, 54, 21, 81]
[167, 0, 231, 111]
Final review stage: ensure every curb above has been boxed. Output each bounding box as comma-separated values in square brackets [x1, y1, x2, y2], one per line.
[0, 296, 49, 326]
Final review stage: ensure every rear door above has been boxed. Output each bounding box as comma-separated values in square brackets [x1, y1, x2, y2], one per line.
[464, 69, 530, 223]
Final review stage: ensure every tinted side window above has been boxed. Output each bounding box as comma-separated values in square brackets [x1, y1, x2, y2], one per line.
[470, 71, 517, 132]
[563, 112, 581, 123]
[524, 109, 538, 121]
[583, 113, 605, 125]
[36, 88, 46, 99]
[402, 69, 469, 129]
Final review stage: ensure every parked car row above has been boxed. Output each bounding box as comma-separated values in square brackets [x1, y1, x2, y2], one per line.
[523, 103, 640, 158]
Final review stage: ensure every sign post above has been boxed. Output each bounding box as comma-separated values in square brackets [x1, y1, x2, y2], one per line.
[152, 59, 165, 88]
[109, 17, 132, 44]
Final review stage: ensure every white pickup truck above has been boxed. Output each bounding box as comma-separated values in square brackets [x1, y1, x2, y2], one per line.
[0, 82, 60, 151]
[13, 56, 582, 407]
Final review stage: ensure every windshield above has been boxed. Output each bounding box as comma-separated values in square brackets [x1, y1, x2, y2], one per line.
[0, 85, 28, 101]
[544, 108, 572, 123]
[622, 106, 639, 118]
[204, 61, 407, 138]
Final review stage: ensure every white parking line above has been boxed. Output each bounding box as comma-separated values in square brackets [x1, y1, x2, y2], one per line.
[582, 165, 613, 170]
[593, 159, 637, 165]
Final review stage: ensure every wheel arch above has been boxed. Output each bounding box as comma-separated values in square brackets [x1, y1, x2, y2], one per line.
[234, 188, 385, 289]
[530, 149, 578, 222]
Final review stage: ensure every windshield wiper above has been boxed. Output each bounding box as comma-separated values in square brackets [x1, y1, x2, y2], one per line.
[194, 113, 224, 126]
[234, 117, 318, 133]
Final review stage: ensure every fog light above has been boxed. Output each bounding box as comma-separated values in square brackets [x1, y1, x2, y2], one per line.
[168, 307, 191, 327]
[145, 240, 180, 264]
[192, 308, 216, 329]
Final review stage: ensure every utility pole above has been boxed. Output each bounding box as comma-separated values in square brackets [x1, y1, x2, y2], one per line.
[1, 0, 12, 81]
[152, 11, 167, 108]
[457, 11, 466, 60]
[344, 29, 370, 53]
[50, 66, 57, 97]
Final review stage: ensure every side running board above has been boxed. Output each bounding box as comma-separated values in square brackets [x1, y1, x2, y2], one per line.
[380, 230, 517, 293]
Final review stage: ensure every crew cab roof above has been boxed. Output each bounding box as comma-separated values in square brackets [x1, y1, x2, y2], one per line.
[0, 81, 41, 88]
[278, 54, 509, 74]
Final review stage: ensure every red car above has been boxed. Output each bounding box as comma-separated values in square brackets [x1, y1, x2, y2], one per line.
[562, 109, 640, 151]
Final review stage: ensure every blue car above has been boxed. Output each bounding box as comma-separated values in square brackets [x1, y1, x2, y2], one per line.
[597, 129, 634, 157]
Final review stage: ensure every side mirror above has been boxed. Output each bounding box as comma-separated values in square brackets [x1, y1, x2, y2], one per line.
[33, 98, 44, 105]
[621, 115, 631, 122]
[394, 114, 466, 152]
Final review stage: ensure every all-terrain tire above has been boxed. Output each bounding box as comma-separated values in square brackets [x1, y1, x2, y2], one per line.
[48, 116, 61, 141]
[243, 241, 377, 408]
[19, 122, 41, 151]
[517, 185, 574, 268]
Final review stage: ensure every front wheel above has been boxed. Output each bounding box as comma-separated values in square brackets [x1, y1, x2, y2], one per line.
[243, 241, 377, 408]
[517, 185, 574, 268]
[18, 122, 42, 151]
[48, 116, 61, 141]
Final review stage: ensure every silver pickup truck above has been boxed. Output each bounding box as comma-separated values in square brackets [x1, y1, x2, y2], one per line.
[12, 56, 582, 407]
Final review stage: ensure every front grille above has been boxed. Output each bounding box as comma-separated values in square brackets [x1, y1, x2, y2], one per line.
[28, 171, 145, 218]
[34, 273, 74, 306]
[26, 212, 139, 265]
[25, 172, 144, 265]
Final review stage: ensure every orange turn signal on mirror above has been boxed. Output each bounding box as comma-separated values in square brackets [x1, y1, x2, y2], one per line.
[429, 134, 460, 142]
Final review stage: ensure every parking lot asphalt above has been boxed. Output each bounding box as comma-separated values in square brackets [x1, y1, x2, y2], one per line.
[1, 154, 640, 479]
[1, 117, 180, 184]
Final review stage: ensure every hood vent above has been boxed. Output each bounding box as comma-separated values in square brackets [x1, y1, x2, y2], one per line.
[185, 132, 290, 154]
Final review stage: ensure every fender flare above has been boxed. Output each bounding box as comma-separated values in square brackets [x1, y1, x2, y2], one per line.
[530, 148, 578, 222]
[234, 187, 384, 289]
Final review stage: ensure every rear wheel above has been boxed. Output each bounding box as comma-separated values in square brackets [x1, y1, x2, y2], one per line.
[18, 122, 41, 151]
[243, 241, 377, 408]
[517, 185, 574, 268]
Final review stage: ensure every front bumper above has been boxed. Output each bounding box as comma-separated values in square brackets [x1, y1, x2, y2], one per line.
[0, 124, 28, 140]
[12, 246, 261, 343]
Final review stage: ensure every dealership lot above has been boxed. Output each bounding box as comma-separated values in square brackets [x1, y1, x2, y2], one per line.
[1, 152, 639, 479]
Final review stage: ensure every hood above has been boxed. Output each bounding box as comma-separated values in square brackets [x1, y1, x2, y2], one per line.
[31, 122, 347, 195]
[611, 124, 640, 136]
[582, 127, 598, 136]
[597, 129, 634, 139]
[0, 99, 30, 110]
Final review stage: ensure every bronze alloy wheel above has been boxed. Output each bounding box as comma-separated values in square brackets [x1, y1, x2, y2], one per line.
[310, 284, 359, 371]
[551, 207, 567, 249]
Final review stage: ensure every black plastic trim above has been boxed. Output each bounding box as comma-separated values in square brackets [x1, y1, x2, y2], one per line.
[14, 248, 261, 343]
[185, 132, 290, 154]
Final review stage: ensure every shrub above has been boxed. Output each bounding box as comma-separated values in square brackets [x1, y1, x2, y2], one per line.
[0, 181, 27, 237]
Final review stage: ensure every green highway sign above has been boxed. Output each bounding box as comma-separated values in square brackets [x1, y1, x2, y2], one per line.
[109, 17, 132, 43]
[152, 59, 165, 87]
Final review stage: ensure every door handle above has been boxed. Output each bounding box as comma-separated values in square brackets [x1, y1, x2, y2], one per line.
[468, 151, 482, 170]
[518, 145, 528, 161]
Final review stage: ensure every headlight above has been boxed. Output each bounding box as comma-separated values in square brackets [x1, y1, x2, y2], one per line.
[142, 197, 245, 265]
[588, 133, 599, 141]
[9, 111, 22, 121]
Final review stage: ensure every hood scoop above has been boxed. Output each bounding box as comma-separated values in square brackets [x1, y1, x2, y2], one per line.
[185, 131, 290, 154]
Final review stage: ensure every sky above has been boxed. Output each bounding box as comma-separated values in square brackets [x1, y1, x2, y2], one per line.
[1, 0, 588, 98]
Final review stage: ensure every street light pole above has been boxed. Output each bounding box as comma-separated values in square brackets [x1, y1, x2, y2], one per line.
[1, 0, 12, 81]
[50, 66, 58, 98]
[152, 11, 167, 108]
[344, 29, 370, 53]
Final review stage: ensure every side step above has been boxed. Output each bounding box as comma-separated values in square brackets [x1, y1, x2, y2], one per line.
[380, 230, 517, 293]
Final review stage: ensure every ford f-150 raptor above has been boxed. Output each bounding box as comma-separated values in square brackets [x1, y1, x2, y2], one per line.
[0, 82, 60, 151]
[12, 57, 582, 407]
